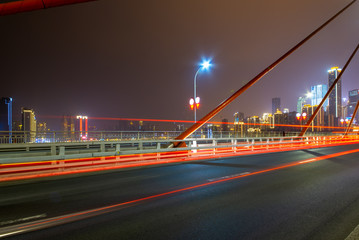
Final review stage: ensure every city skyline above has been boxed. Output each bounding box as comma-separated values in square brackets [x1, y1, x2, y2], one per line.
[3, 75, 358, 132]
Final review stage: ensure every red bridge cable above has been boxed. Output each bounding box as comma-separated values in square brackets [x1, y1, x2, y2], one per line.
[173, 0, 357, 146]
[299, 43, 359, 136]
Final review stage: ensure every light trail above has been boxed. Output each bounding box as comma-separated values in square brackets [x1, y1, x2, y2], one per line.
[1, 138, 359, 182]
[2, 147, 358, 238]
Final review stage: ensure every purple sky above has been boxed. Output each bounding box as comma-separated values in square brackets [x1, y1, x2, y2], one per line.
[1, 0, 358, 129]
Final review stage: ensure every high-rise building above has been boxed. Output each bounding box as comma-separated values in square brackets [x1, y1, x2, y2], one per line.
[0, 97, 12, 132]
[310, 84, 328, 111]
[0, 97, 12, 143]
[63, 115, 75, 139]
[328, 67, 342, 125]
[272, 97, 281, 114]
[234, 112, 244, 122]
[297, 97, 306, 114]
[348, 89, 359, 122]
[261, 113, 274, 130]
[221, 118, 229, 132]
[349, 89, 359, 103]
[274, 110, 288, 131]
[234, 112, 245, 137]
[22, 108, 37, 142]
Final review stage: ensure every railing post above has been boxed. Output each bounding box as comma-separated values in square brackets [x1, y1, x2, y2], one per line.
[59, 146, 65, 157]
[51, 145, 56, 155]
[212, 139, 217, 155]
[231, 139, 237, 152]
[116, 143, 120, 153]
[100, 143, 105, 152]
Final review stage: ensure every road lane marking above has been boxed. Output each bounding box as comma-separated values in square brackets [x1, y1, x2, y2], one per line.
[208, 172, 251, 182]
[0, 230, 26, 238]
[0, 214, 47, 226]
[298, 159, 317, 164]
[345, 223, 359, 240]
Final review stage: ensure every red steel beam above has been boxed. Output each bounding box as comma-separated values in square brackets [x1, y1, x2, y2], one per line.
[0, 0, 96, 16]
[173, 0, 356, 147]
[299, 43, 359, 136]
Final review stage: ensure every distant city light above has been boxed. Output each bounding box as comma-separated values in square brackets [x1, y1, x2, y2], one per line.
[306, 92, 313, 98]
[328, 66, 342, 73]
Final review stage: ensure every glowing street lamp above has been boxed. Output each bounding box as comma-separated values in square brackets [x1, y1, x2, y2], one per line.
[189, 98, 194, 110]
[195, 97, 200, 109]
[193, 59, 212, 123]
[296, 112, 307, 132]
[296, 113, 301, 120]
[302, 112, 307, 120]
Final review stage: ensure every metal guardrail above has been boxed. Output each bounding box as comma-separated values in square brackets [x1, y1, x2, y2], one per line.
[0, 135, 358, 164]
[0, 131, 184, 144]
[1, 135, 359, 182]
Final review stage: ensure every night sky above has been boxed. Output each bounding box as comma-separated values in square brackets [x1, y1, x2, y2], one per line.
[1, 0, 358, 129]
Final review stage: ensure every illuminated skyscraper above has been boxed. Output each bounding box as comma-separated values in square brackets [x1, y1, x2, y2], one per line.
[328, 67, 342, 125]
[0, 97, 12, 143]
[0, 97, 12, 132]
[310, 84, 328, 111]
[349, 89, 359, 103]
[297, 97, 306, 114]
[348, 89, 359, 122]
[22, 108, 37, 142]
[272, 97, 281, 114]
[63, 115, 75, 139]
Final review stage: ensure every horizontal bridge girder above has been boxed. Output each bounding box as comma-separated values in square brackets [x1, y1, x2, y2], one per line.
[0, 0, 96, 16]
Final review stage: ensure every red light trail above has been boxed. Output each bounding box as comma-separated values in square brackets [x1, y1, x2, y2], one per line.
[1, 137, 359, 182]
[7, 147, 359, 237]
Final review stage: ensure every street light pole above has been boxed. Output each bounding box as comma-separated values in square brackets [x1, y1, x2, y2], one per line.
[193, 60, 212, 123]
[194, 68, 200, 123]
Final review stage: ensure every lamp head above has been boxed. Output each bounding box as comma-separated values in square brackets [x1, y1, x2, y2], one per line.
[200, 60, 212, 70]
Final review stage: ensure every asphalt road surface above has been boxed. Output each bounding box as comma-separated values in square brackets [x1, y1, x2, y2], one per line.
[1, 144, 359, 240]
